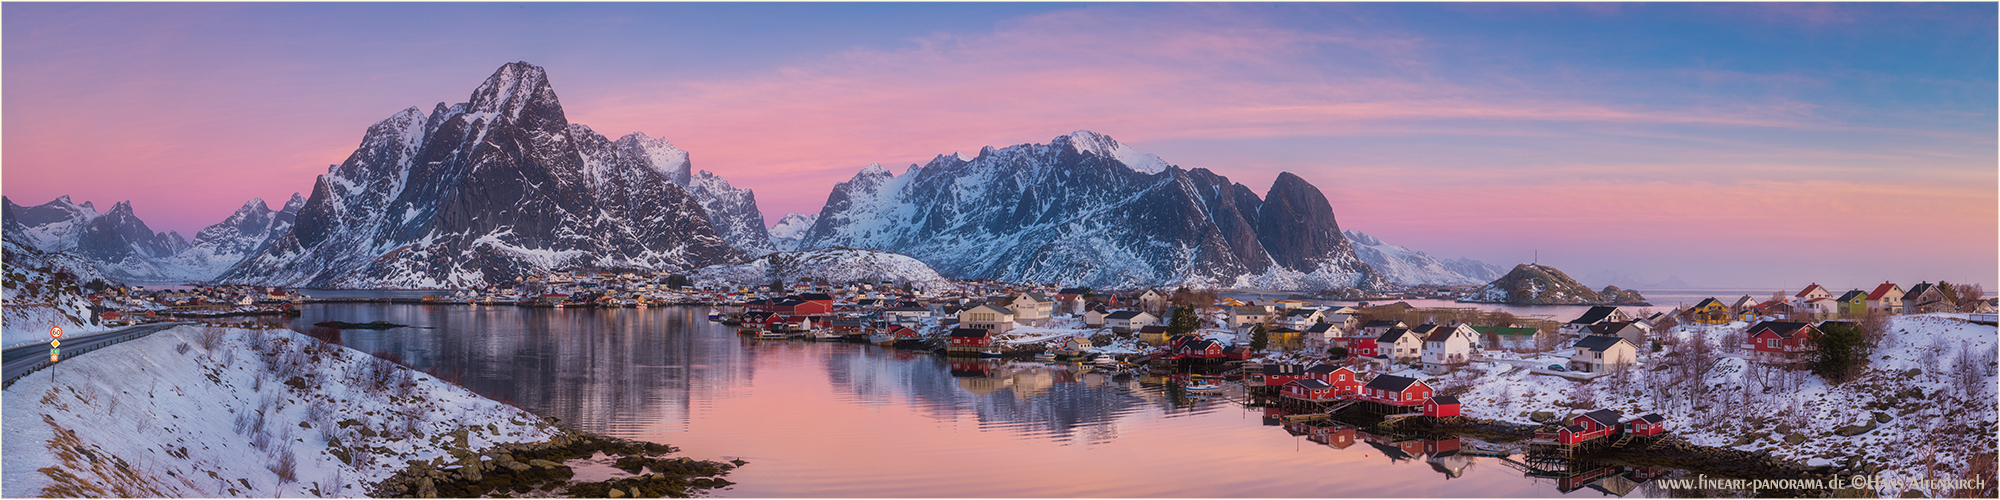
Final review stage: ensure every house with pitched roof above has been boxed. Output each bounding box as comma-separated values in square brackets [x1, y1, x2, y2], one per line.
[1419, 324, 1481, 373]
[1791, 283, 1834, 308]
[1836, 290, 1870, 317]
[1000, 292, 1055, 326]
[1865, 282, 1905, 315]
[1905, 282, 1951, 314]
[1360, 374, 1434, 406]
[957, 303, 1016, 334]
[1583, 321, 1646, 348]
[1743, 321, 1819, 364]
[1377, 327, 1423, 362]
[1561, 306, 1631, 336]
[1569, 336, 1636, 373]
[1687, 298, 1730, 324]
[1232, 305, 1273, 329]
[1106, 310, 1157, 334]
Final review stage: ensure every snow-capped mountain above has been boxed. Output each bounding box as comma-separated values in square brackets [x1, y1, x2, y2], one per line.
[687, 247, 959, 291]
[766, 212, 818, 252]
[3, 222, 115, 345]
[160, 194, 305, 280]
[2, 196, 191, 281]
[796, 131, 1387, 291]
[1342, 230, 1503, 286]
[223, 62, 742, 288]
[614, 133, 774, 255]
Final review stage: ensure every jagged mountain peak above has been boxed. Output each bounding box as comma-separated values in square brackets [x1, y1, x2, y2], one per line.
[465, 61, 556, 119]
[280, 193, 306, 214]
[1342, 229, 1383, 246]
[614, 132, 691, 185]
[1054, 130, 1171, 174]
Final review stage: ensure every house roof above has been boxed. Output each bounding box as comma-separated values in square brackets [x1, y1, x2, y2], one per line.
[1364, 374, 1421, 392]
[1305, 363, 1345, 374]
[1020, 291, 1052, 303]
[1263, 363, 1304, 376]
[1867, 282, 1902, 301]
[1637, 413, 1665, 424]
[1378, 328, 1412, 343]
[1747, 321, 1814, 339]
[1288, 379, 1333, 390]
[1837, 290, 1867, 303]
[1057, 287, 1090, 295]
[1428, 395, 1459, 405]
[1906, 282, 1936, 299]
[1584, 322, 1635, 336]
[948, 328, 990, 338]
[1731, 295, 1757, 308]
[1424, 324, 1464, 343]
[798, 293, 834, 301]
[1579, 409, 1624, 427]
[1573, 335, 1629, 352]
[1307, 323, 1336, 334]
[1287, 309, 1320, 319]
[1361, 320, 1404, 329]
[1137, 325, 1168, 334]
[1470, 326, 1537, 336]
[1234, 306, 1270, 315]
[1560, 424, 1587, 434]
[1568, 306, 1623, 325]
[1795, 283, 1827, 297]
[1691, 298, 1724, 310]
[1106, 310, 1145, 320]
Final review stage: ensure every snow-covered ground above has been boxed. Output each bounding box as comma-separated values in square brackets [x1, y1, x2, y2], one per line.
[1446, 314, 1996, 495]
[3, 238, 112, 346]
[3, 326, 559, 497]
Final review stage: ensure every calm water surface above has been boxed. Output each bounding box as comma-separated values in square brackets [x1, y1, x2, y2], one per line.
[289, 304, 1671, 497]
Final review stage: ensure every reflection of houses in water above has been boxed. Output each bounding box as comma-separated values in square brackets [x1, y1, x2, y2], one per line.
[1359, 430, 1426, 463]
[930, 360, 1151, 444]
[1424, 438, 1470, 479]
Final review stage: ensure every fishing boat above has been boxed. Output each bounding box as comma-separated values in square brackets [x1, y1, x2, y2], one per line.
[978, 347, 1005, 358]
[868, 332, 896, 345]
[1034, 352, 1058, 362]
[757, 330, 789, 340]
[812, 330, 844, 341]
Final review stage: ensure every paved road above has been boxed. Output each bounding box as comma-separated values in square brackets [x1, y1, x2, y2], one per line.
[2, 322, 189, 384]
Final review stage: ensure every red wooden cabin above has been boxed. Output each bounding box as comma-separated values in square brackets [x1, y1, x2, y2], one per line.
[1546, 409, 1622, 444]
[1423, 395, 1461, 418]
[1360, 374, 1433, 406]
[1305, 363, 1363, 397]
[1282, 379, 1343, 402]
[888, 325, 924, 341]
[1256, 363, 1309, 387]
[947, 328, 993, 347]
[1623, 413, 1667, 436]
[1744, 321, 1820, 364]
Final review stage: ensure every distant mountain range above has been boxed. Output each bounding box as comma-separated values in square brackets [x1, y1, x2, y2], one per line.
[1460, 263, 1651, 306]
[4, 61, 1525, 291]
[1579, 270, 1692, 290]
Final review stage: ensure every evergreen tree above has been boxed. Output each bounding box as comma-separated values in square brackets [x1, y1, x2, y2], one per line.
[1811, 321, 1874, 383]
[1250, 324, 1269, 351]
[1168, 306, 1200, 335]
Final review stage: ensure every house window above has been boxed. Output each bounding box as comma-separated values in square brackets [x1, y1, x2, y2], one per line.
[1594, 351, 1602, 359]
[1768, 338, 1779, 349]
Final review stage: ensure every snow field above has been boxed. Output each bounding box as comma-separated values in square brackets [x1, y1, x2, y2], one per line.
[3, 326, 559, 497]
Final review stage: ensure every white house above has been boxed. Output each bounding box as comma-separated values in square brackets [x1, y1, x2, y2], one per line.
[1281, 308, 1325, 330]
[1560, 306, 1629, 337]
[958, 303, 1016, 334]
[1569, 336, 1637, 373]
[1005, 292, 1054, 327]
[1232, 305, 1274, 328]
[1377, 327, 1423, 362]
[1105, 310, 1158, 334]
[1420, 324, 1481, 373]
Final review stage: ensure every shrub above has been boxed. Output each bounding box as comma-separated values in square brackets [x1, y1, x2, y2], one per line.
[1811, 320, 1874, 384]
[303, 325, 343, 345]
[268, 445, 297, 484]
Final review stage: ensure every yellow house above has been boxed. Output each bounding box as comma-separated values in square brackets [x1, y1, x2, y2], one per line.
[1688, 298, 1730, 324]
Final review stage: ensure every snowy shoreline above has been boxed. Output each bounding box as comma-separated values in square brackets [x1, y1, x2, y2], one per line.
[1, 325, 739, 497]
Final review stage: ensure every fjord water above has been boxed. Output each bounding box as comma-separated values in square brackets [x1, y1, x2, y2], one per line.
[290, 303, 1633, 497]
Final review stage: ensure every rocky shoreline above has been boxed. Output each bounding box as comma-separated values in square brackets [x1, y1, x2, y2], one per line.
[1400, 416, 1844, 486]
[368, 424, 742, 498]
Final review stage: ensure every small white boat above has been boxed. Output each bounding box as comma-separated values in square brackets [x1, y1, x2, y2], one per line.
[813, 331, 844, 341]
[869, 333, 896, 345]
[757, 330, 789, 340]
[1184, 381, 1224, 392]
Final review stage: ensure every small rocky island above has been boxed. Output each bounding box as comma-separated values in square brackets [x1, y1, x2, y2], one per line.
[1457, 263, 1651, 306]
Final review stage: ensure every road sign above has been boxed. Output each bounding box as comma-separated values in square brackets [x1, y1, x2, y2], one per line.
[50, 326, 62, 339]
[50, 339, 59, 348]
[49, 348, 59, 362]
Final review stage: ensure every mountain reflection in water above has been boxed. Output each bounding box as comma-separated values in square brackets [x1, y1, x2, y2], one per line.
[293, 304, 1680, 497]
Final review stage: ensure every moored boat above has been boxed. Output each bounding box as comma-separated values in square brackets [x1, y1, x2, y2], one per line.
[813, 330, 845, 341]
[869, 332, 896, 345]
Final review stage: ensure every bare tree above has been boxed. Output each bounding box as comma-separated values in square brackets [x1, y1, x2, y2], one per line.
[1948, 282, 1987, 312]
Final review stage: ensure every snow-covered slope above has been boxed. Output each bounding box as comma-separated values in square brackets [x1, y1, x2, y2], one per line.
[223, 62, 743, 288]
[1, 235, 112, 346]
[765, 212, 818, 252]
[687, 247, 959, 291]
[2, 326, 559, 497]
[1452, 315, 1996, 495]
[796, 132, 1387, 291]
[1342, 230, 1495, 286]
[616, 133, 774, 255]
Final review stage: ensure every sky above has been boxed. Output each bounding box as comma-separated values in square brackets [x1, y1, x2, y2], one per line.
[4, 3, 1994, 289]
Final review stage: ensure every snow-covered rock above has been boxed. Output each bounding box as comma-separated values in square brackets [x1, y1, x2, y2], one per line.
[2, 326, 559, 497]
[765, 212, 818, 252]
[2, 196, 192, 282]
[1459, 263, 1649, 305]
[1342, 230, 1497, 286]
[223, 62, 743, 288]
[687, 247, 959, 291]
[796, 132, 1387, 291]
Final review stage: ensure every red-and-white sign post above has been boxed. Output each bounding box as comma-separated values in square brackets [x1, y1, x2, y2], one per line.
[49, 326, 62, 362]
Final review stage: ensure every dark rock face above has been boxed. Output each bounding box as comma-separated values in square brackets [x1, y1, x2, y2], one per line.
[797, 131, 1385, 291]
[225, 62, 742, 288]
